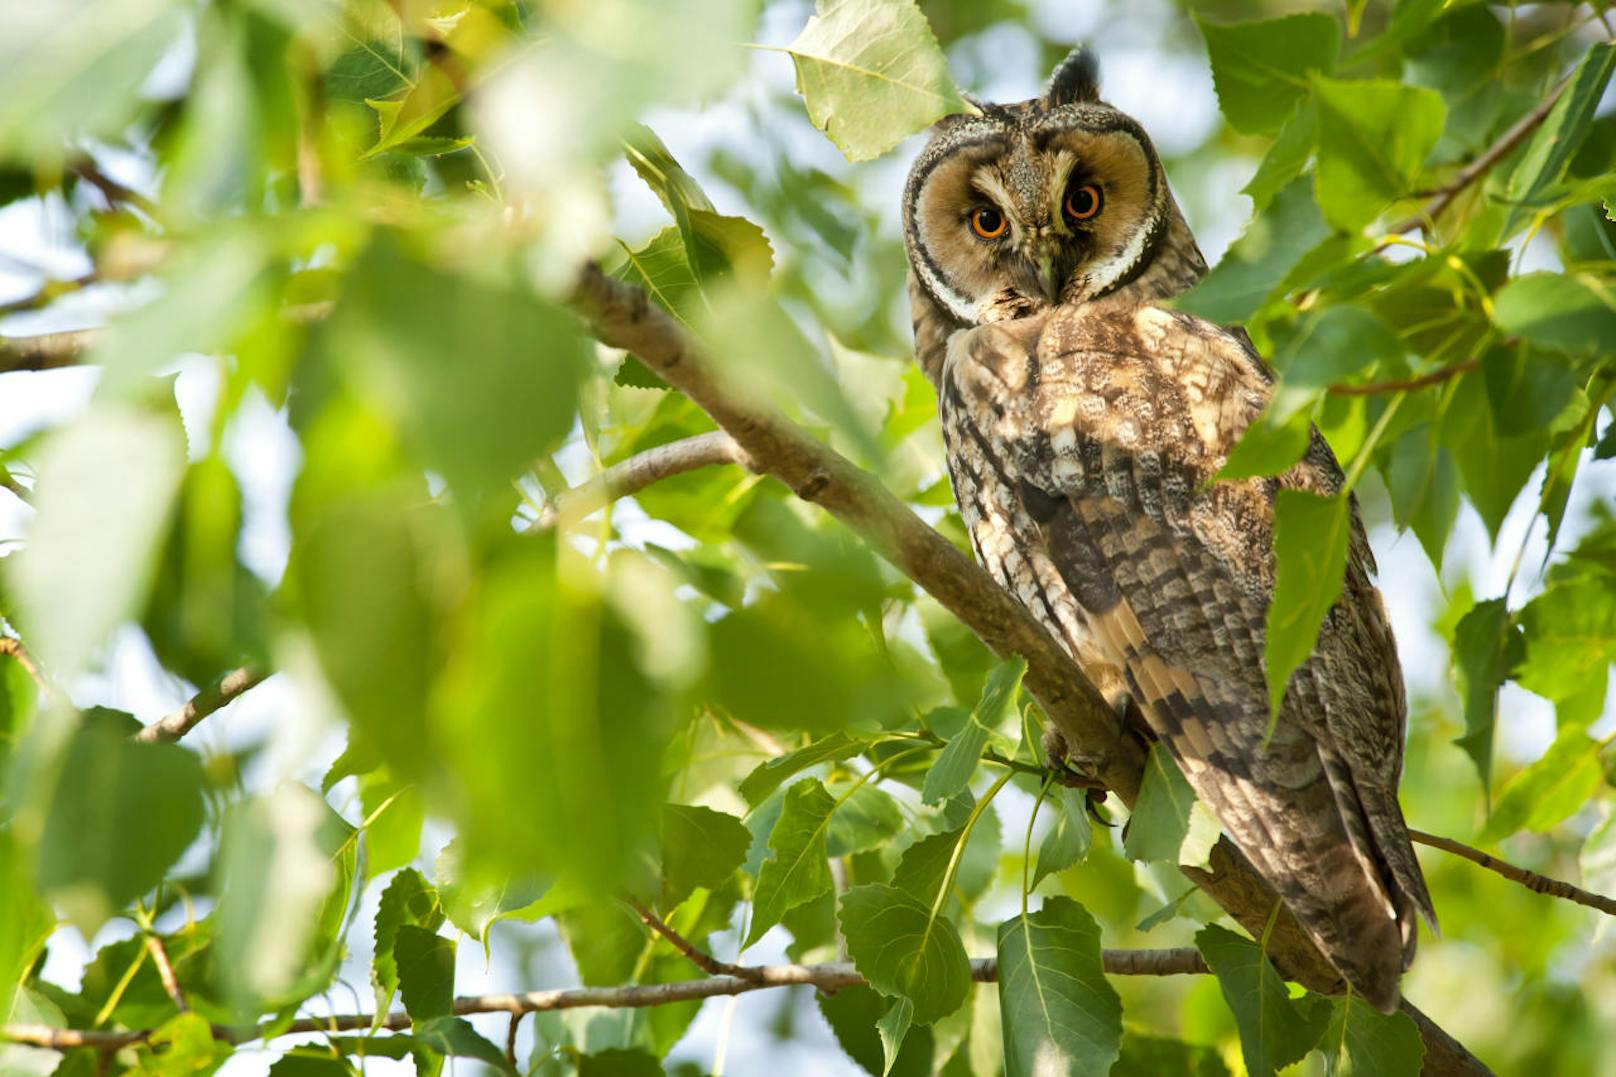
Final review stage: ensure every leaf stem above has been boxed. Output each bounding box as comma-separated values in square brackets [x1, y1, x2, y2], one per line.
[930, 769, 1013, 925]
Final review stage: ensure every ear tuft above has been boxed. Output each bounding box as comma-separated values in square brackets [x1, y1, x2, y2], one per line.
[1045, 46, 1100, 107]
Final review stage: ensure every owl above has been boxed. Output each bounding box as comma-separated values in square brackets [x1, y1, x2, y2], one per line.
[902, 47, 1436, 1013]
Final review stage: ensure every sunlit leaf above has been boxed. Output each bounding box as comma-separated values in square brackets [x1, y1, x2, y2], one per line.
[1123, 744, 1220, 870]
[1312, 78, 1445, 231]
[1506, 43, 1616, 232]
[1197, 13, 1341, 135]
[1176, 178, 1329, 325]
[1493, 272, 1616, 355]
[373, 868, 444, 1019]
[1481, 728, 1606, 841]
[784, 0, 971, 162]
[745, 778, 835, 948]
[1265, 491, 1351, 719]
[1450, 597, 1523, 793]
[840, 882, 972, 1024]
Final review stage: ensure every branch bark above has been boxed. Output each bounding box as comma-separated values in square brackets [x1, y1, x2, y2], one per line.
[530, 431, 749, 530]
[134, 665, 269, 743]
[0, 328, 101, 374]
[568, 264, 1491, 1076]
[0, 950, 1210, 1052]
[1411, 829, 1616, 917]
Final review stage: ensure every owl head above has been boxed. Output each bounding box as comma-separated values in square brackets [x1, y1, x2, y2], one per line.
[903, 48, 1175, 325]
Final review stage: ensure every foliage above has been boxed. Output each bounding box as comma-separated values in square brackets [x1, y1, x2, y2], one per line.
[0, 0, 1613, 1074]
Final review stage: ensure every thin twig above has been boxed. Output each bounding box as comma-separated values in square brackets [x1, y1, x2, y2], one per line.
[0, 273, 97, 317]
[143, 934, 189, 1013]
[530, 432, 750, 531]
[504, 1012, 522, 1068]
[73, 161, 159, 217]
[1410, 829, 1616, 917]
[1327, 360, 1481, 397]
[1391, 74, 1571, 234]
[623, 895, 765, 983]
[0, 636, 50, 694]
[135, 665, 269, 743]
[0, 951, 1211, 1051]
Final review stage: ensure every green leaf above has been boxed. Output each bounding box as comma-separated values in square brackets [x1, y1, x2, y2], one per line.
[828, 785, 905, 857]
[412, 1016, 518, 1076]
[745, 778, 836, 948]
[394, 926, 455, 1020]
[1197, 13, 1341, 134]
[1385, 424, 1459, 568]
[996, 895, 1123, 1076]
[267, 1053, 358, 1077]
[372, 868, 444, 1020]
[923, 718, 991, 805]
[1244, 104, 1317, 212]
[1516, 577, 1616, 702]
[1581, 806, 1616, 918]
[660, 804, 751, 907]
[142, 1012, 227, 1075]
[784, 0, 972, 162]
[38, 724, 204, 933]
[1265, 491, 1352, 719]
[1196, 925, 1330, 1077]
[1123, 744, 1221, 870]
[1033, 787, 1092, 889]
[891, 826, 965, 905]
[876, 996, 914, 1077]
[1493, 272, 1616, 355]
[433, 839, 549, 942]
[359, 772, 424, 879]
[1481, 728, 1607, 842]
[1116, 1033, 1231, 1076]
[1312, 78, 1445, 231]
[816, 985, 935, 1077]
[1317, 994, 1424, 1076]
[323, 233, 588, 504]
[1482, 344, 1575, 437]
[839, 883, 972, 1024]
[739, 731, 868, 807]
[7, 406, 187, 679]
[1177, 178, 1329, 324]
[1506, 43, 1616, 232]
[1450, 597, 1523, 793]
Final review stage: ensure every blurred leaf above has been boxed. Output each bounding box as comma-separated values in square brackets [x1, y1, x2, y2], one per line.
[141, 1012, 227, 1075]
[556, 902, 645, 986]
[1317, 995, 1423, 1076]
[785, 0, 972, 162]
[828, 785, 905, 857]
[745, 778, 835, 948]
[1451, 597, 1523, 793]
[1243, 105, 1317, 213]
[840, 882, 971, 1024]
[395, 926, 454, 1020]
[267, 1053, 357, 1077]
[358, 772, 423, 879]
[660, 804, 750, 907]
[324, 233, 588, 504]
[1312, 78, 1445, 231]
[1176, 178, 1329, 326]
[1581, 806, 1616, 919]
[1265, 491, 1351, 719]
[39, 724, 204, 933]
[1116, 1033, 1230, 1076]
[1506, 43, 1616, 232]
[739, 731, 868, 807]
[1033, 786, 1092, 888]
[997, 895, 1121, 1076]
[373, 868, 444, 1019]
[1197, 13, 1340, 135]
[1196, 925, 1329, 1077]
[1484, 725, 1607, 842]
[1493, 272, 1616, 355]
[0, 0, 183, 161]
[214, 785, 354, 1011]
[8, 406, 186, 679]
[1124, 745, 1220, 871]
[0, 833, 51, 1023]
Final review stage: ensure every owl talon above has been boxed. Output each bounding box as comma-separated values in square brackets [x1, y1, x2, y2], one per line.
[1041, 728, 1109, 792]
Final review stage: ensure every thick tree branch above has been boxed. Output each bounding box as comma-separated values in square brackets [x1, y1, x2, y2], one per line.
[1411, 829, 1616, 917]
[0, 951, 1210, 1052]
[530, 431, 750, 530]
[0, 328, 101, 374]
[134, 665, 269, 743]
[1391, 75, 1570, 235]
[569, 264, 1491, 1076]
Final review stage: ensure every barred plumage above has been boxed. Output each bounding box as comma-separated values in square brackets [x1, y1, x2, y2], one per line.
[904, 47, 1435, 1012]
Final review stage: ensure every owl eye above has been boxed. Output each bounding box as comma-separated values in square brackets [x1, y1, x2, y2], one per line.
[969, 207, 1008, 239]
[1064, 184, 1103, 222]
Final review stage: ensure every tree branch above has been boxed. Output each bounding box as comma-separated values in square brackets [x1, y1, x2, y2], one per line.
[568, 264, 1492, 1076]
[0, 328, 102, 374]
[1327, 360, 1481, 397]
[530, 431, 749, 530]
[1411, 829, 1616, 917]
[0, 951, 1211, 1052]
[134, 665, 269, 744]
[1390, 74, 1570, 235]
[623, 894, 764, 982]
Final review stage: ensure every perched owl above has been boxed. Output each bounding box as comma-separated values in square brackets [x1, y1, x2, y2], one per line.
[902, 48, 1436, 1013]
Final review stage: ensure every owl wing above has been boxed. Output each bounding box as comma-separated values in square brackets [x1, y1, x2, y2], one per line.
[938, 304, 1434, 1013]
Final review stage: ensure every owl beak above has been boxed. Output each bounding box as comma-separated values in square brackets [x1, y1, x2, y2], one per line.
[1034, 248, 1062, 303]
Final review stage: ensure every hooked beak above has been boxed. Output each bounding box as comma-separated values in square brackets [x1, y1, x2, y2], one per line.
[1032, 240, 1063, 302]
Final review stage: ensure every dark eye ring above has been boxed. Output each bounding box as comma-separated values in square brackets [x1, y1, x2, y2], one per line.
[1064, 184, 1102, 221]
[970, 207, 1008, 239]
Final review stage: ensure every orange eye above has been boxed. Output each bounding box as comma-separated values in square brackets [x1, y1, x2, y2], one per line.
[1064, 184, 1102, 221]
[970, 207, 1008, 239]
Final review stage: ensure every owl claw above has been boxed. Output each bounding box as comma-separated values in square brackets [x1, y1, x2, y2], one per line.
[1040, 728, 1109, 792]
